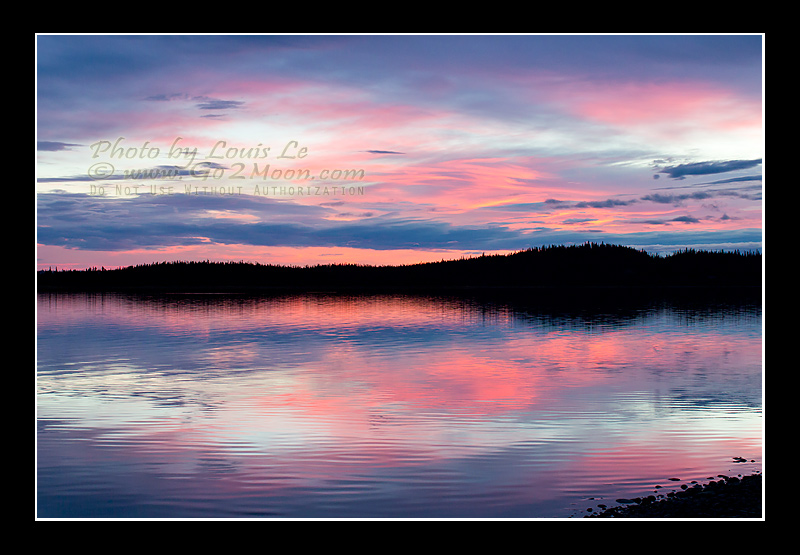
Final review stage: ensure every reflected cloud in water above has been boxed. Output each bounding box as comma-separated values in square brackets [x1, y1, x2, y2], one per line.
[37, 291, 762, 518]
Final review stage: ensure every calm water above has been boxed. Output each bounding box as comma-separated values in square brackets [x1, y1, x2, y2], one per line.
[36, 292, 763, 518]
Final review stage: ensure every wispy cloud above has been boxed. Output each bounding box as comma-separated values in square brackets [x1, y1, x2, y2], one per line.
[144, 92, 245, 113]
[38, 141, 82, 152]
[194, 98, 245, 111]
[656, 159, 762, 179]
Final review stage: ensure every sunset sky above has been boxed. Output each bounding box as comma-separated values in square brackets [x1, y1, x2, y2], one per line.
[36, 34, 764, 270]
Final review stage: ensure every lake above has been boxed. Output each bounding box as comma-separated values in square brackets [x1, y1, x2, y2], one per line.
[36, 290, 763, 518]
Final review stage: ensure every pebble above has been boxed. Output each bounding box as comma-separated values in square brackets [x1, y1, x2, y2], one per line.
[586, 472, 762, 518]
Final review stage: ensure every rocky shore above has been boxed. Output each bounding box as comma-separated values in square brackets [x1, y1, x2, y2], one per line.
[585, 472, 762, 518]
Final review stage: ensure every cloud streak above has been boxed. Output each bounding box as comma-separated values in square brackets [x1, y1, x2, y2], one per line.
[38, 141, 82, 151]
[657, 159, 762, 179]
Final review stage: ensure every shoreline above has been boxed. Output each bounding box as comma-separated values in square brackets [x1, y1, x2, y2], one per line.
[584, 472, 763, 519]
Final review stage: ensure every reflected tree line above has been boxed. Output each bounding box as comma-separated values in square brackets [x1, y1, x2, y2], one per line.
[37, 243, 762, 292]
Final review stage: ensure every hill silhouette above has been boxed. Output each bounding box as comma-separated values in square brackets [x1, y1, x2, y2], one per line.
[36, 243, 762, 293]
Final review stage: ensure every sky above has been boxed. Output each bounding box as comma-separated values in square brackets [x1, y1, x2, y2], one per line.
[36, 34, 764, 270]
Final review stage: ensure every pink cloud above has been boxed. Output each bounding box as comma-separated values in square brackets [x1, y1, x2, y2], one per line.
[362, 156, 554, 212]
[558, 80, 761, 138]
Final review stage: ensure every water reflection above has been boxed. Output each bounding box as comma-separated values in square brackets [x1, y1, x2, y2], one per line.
[37, 291, 762, 518]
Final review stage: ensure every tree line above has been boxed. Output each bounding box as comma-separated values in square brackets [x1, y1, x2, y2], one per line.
[36, 242, 762, 292]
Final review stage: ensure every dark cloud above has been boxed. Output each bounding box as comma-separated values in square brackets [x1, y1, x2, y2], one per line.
[631, 219, 674, 225]
[697, 174, 762, 186]
[642, 192, 711, 204]
[573, 198, 638, 208]
[671, 215, 701, 223]
[195, 99, 245, 110]
[38, 141, 82, 152]
[36, 192, 527, 252]
[478, 202, 550, 212]
[364, 150, 405, 155]
[36, 190, 762, 254]
[657, 159, 762, 180]
[641, 186, 761, 205]
[562, 218, 596, 224]
[477, 198, 634, 213]
[144, 93, 244, 112]
[477, 182, 759, 216]
[717, 187, 762, 201]
[38, 216, 526, 253]
[624, 215, 702, 225]
[652, 174, 762, 190]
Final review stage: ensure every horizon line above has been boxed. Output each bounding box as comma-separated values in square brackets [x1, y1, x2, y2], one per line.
[36, 242, 763, 273]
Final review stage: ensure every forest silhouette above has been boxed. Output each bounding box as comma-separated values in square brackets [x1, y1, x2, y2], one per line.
[37, 243, 762, 293]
